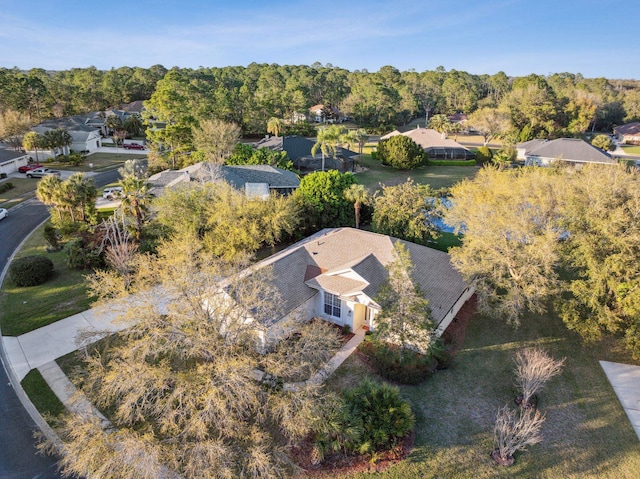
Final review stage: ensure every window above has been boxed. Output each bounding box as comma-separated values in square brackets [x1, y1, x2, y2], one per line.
[324, 292, 341, 318]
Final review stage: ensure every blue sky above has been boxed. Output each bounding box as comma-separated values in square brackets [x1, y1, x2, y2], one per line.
[1, 0, 637, 78]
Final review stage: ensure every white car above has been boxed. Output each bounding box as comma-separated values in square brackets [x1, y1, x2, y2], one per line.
[102, 187, 123, 200]
[0, 208, 7, 221]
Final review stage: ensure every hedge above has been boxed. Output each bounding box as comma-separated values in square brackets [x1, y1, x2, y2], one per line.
[425, 159, 476, 166]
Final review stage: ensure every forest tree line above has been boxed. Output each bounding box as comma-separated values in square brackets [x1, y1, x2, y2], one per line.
[1, 63, 640, 141]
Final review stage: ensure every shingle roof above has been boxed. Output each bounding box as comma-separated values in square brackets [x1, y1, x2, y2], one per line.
[0, 144, 28, 163]
[525, 138, 615, 164]
[614, 122, 640, 136]
[260, 228, 469, 326]
[35, 115, 99, 133]
[381, 127, 471, 151]
[219, 165, 300, 189]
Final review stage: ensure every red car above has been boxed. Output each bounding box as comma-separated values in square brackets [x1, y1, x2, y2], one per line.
[18, 163, 43, 173]
[123, 143, 145, 150]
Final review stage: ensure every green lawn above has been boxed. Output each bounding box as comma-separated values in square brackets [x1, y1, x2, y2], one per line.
[327, 311, 640, 478]
[21, 369, 66, 419]
[356, 153, 479, 192]
[621, 145, 640, 155]
[0, 222, 93, 336]
[0, 178, 38, 208]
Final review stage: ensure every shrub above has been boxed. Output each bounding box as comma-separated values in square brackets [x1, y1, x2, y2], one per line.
[425, 159, 476, 166]
[0, 181, 14, 193]
[475, 146, 493, 164]
[492, 405, 545, 466]
[63, 238, 102, 270]
[359, 337, 436, 385]
[314, 379, 414, 461]
[376, 135, 426, 169]
[514, 347, 565, 407]
[284, 121, 317, 137]
[43, 224, 60, 250]
[8, 255, 54, 287]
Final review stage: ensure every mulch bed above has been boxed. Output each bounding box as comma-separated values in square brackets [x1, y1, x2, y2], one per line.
[441, 294, 477, 355]
[294, 430, 415, 478]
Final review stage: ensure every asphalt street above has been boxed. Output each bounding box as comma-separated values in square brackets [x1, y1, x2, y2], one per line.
[0, 169, 120, 478]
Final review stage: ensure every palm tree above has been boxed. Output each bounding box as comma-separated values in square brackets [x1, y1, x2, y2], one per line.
[266, 117, 286, 137]
[311, 126, 339, 171]
[344, 184, 370, 229]
[352, 129, 369, 156]
[118, 176, 150, 241]
[36, 174, 64, 222]
[428, 114, 452, 135]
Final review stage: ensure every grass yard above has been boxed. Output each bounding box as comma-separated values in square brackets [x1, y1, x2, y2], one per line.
[356, 153, 479, 192]
[621, 145, 640, 155]
[326, 310, 640, 478]
[21, 369, 66, 419]
[0, 178, 38, 207]
[0, 222, 93, 336]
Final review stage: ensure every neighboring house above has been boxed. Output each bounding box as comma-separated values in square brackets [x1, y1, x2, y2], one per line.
[309, 104, 344, 123]
[254, 135, 357, 173]
[613, 122, 640, 145]
[448, 113, 468, 125]
[250, 228, 475, 348]
[517, 138, 616, 166]
[147, 162, 300, 198]
[0, 144, 30, 175]
[31, 115, 103, 157]
[106, 100, 146, 125]
[380, 127, 475, 160]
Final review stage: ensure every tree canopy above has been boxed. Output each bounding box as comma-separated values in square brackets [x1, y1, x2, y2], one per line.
[446, 165, 640, 359]
[376, 135, 426, 169]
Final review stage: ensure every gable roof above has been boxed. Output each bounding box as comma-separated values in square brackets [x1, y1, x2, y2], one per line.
[524, 138, 615, 164]
[219, 164, 300, 189]
[381, 127, 471, 151]
[259, 228, 469, 326]
[254, 135, 358, 168]
[614, 122, 640, 136]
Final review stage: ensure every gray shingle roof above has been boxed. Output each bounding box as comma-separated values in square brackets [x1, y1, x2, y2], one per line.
[0, 144, 28, 163]
[220, 165, 299, 189]
[525, 138, 615, 164]
[254, 135, 357, 163]
[260, 228, 469, 326]
[614, 122, 640, 136]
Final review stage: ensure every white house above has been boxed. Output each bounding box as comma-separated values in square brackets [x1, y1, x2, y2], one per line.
[247, 228, 475, 348]
[0, 144, 30, 175]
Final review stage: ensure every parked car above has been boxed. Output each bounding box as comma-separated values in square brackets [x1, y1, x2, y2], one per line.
[18, 163, 43, 173]
[123, 143, 145, 150]
[102, 186, 123, 200]
[26, 168, 61, 178]
[0, 208, 7, 221]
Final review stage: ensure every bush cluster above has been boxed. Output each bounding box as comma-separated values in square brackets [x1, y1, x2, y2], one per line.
[0, 181, 14, 193]
[314, 379, 414, 461]
[8, 255, 54, 287]
[376, 135, 426, 169]
[63, 238, 103, 269]
[358, 337, 441, 385]
[474, 146, 493, 164]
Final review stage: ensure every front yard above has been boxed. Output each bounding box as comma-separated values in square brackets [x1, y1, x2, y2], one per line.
[326, 310, 640, 478]
[0, 222, 92, 336]
[47, 152, 146, 172]
[0, 177, 39, 207]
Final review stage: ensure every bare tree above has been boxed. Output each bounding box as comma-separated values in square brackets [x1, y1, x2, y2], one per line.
[99, 209, 139, 289]
[514, 347, 565, 407]
[192, 118, 241, 164]
[492, 405, 545, 466]
[55, 234, 341, 479]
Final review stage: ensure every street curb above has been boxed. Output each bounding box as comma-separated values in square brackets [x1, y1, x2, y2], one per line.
[0, 215, 64, 453]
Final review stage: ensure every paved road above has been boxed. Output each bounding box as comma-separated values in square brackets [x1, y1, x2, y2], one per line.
[0, 169, 120, 478]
